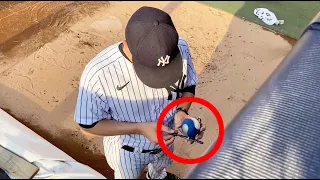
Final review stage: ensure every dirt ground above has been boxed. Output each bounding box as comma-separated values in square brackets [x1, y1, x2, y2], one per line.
[0, 1, 295, 179]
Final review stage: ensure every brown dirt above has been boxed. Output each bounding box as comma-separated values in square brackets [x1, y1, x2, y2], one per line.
[0, 1, 109, 53]
[0, 1, 296, 179]
[261, 27, 297, 46]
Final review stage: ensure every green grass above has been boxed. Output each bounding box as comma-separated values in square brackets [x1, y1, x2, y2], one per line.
[201, 1, 320, 39]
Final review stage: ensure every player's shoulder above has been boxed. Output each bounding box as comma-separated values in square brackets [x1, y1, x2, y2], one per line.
[178, 36, 190, 48]
[178, 36, 191, 56]
[177, 36, 192, 61]
[85, 42, 122, 71]
[81, 42, 122, 82]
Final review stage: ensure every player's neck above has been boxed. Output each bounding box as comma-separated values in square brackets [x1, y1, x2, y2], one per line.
[122, 40, 133, 63]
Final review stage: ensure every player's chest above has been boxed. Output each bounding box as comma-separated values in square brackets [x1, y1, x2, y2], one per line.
[107, 74, 181, 103]
[106, 62, 185, 102]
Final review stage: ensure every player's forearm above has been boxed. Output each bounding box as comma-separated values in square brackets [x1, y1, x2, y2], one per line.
[80, 119, 143, 137]
[177, 92, 195, 112]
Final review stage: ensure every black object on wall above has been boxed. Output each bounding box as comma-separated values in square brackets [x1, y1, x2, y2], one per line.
[0, 169, 10, 179]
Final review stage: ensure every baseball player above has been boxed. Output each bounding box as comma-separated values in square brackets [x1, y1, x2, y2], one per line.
[74, 6, 206, 179]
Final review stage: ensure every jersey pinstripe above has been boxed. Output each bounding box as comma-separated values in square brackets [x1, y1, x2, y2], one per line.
[74, 37, 198, 150]
[103, 135, 173, 179]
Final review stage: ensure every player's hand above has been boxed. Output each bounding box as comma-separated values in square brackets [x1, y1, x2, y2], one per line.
[188, 120, 206, 145]
[174, 111, 192, 144]
[174, 111, 189, 132]
[139, 122, 175, 146]
[195, 121, 206, 140]
[174, 112, 206, 144]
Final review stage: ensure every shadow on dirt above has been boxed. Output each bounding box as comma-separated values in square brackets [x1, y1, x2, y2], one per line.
[0, 83, 111, 178]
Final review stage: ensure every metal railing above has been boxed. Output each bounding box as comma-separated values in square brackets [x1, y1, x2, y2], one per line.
[185, 12, 320, 179]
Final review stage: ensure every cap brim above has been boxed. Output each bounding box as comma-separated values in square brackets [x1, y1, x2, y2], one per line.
[133, 52, 183, 89]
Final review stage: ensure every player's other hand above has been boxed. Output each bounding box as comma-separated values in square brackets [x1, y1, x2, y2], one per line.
[195, 121, 206, 140]
[174, 112, 206, 144]
[174, 111, 189, 131]
[138, 122, 175, 146]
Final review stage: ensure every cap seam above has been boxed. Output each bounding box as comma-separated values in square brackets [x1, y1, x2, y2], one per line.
[159, 23, 178, 37]
[157, 24, 178, 57]
[158, 25, 165, 55]
[135, 25, 156, 56]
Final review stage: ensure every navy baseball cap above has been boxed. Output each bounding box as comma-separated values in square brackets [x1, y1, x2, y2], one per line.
[125, 6, 183, 89]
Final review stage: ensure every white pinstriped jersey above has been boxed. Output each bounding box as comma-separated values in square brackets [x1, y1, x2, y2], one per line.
[74, 37, 197, 150]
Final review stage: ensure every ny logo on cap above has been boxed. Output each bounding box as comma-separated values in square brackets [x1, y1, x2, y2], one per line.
[157, 55, 170, 67]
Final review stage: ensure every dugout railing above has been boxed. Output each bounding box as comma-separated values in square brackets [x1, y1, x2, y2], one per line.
[185, 12, 320, 179]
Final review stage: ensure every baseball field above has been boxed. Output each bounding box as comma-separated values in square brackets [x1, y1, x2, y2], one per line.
[202, 1, 320, 39]
[0, 1, 308, 178]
